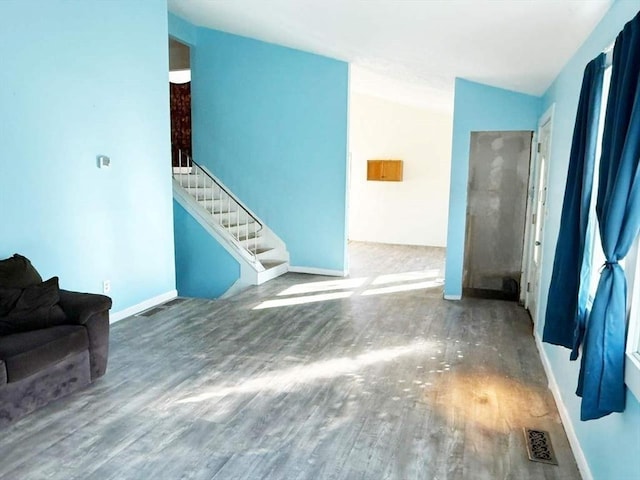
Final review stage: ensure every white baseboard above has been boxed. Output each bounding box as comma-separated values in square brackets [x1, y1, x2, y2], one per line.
[534, 333, 592, 480]
[288, 266, 347, 277]
[110, 290, 178, 323]
[443, 294, 462, 300]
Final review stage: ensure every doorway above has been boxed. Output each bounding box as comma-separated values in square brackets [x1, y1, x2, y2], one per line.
[169, 37, 192, 169]
[462, 130, 533, 300]
[522, 106, 554, 323]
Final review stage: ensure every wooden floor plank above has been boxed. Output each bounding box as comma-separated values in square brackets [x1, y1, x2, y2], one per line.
[0, 242, 580, 479]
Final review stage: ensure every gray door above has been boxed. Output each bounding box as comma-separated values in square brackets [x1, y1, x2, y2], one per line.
[463, 131, 533, 299]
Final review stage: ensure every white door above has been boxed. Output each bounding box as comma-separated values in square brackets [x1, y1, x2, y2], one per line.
[523, 107, 554, 323]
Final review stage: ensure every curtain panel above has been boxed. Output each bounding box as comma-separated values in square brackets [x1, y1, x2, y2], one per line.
[578, 11, 640, 421]
[543, 54, 605, 353]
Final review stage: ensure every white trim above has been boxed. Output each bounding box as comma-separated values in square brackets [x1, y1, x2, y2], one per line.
[538, 103, 556, 130]
[169, 69, 190, 84]
[625, 240, 640, 402]
[520, 129, 538, 305]
[443, 294, 462, 301]
[535, 333, 593, 480]
[523, 103, 555, 323]
[625, 352, 640, 403]
[288, 266, 347, 277]
[109, 290, 178, 323]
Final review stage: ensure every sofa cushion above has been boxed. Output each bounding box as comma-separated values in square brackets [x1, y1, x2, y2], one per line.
[0, 277, 67, 336]
[0, 254, 43, 288]
[0, 325, 89, 382]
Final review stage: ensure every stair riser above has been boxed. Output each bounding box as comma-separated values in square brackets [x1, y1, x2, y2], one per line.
[234, 231, 260, 242]
[176, 175, 208, 188]
[256, 247, 288, 262]
[239, 236, 264, 248]
[225, 224, 260, 236]
[198, 202, 238, 215]
[195, 202, 261, 227]
[256, 262, 289, 284]
[185, 188, 216, 201]
[189, 190, 235, 202]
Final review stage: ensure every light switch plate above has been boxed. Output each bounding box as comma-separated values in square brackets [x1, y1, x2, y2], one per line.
[97, 155, 111, 168]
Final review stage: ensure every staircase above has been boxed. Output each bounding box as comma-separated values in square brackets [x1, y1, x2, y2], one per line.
[172, 153, 289, 293]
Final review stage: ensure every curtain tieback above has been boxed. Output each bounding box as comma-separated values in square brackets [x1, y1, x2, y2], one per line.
[600, 260, 619, 272]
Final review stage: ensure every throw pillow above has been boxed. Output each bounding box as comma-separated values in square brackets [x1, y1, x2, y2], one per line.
[0, 254, 43, 288]
[0, 287, 21, 317]
[0, 277, 67, 335]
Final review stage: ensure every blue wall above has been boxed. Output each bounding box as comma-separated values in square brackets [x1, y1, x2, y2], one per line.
[173, 201, 240, 298]
[0, 0, 176, 313]
[444, 79, 540, 297]
[168, 14, 350, 288]
[190, 28, 349, 273]
[168, 12, 196, 46]
[538, 2, 640, 478]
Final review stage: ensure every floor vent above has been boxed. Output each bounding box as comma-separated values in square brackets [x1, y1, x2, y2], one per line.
[524, 428, 558, 465]
[137, 307, 165, 317]
[163, 298, 186, 307]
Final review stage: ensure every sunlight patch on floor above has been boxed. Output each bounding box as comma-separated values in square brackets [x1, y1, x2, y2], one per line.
[430, 372, 551, 434]
[362, 279, 444, 296]
[277, 277, 367, 296]
[255, 268, 445, 309]
[254, 291, 353, 310]
[176, 341, 434, 403]
[372, 269, 441, 286]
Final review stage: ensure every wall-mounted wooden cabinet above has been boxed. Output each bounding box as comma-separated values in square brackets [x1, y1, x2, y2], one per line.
[367, 160, 403, 181]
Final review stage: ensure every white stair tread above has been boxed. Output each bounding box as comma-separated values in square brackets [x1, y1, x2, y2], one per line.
[237, 231, 260, 241]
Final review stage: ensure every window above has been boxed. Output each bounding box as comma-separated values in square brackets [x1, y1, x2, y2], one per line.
[586, 65, 610, 306]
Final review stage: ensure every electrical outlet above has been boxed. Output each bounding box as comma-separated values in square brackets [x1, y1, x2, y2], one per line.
[102, 280, 111, 294]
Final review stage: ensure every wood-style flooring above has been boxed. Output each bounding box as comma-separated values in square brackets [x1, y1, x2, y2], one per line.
[0, 242, 580, 479]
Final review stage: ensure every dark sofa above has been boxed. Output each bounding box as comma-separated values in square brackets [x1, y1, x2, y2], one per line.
[0, 254, 111, 426]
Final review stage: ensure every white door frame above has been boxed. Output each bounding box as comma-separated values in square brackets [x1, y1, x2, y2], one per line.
[520, 131, 538, 304]
[522, 104, 555, 323]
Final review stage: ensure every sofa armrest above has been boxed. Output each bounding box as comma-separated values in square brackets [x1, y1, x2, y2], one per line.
[58, 290, 111, 380]
[58, 290, 112, 325]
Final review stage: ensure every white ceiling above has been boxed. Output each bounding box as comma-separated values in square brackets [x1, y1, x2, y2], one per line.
[167, 0, 613, 111]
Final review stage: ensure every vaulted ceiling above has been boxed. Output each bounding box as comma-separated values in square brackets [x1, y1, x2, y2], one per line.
[168, 0, 613, 110]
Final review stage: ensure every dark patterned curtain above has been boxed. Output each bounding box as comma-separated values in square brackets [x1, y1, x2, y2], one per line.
[170, 82, 192, 167]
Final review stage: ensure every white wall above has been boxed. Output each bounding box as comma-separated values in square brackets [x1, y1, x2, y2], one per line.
[348, 93, 453, 247]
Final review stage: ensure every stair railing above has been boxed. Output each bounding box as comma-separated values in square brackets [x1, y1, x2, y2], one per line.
[173, 149, 263, 264]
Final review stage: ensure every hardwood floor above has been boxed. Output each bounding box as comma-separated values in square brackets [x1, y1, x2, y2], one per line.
[0, 242, 580, 479]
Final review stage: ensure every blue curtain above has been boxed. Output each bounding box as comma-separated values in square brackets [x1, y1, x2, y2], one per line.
[543, 54, 605, 355]
[577, 11, 640, 421]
